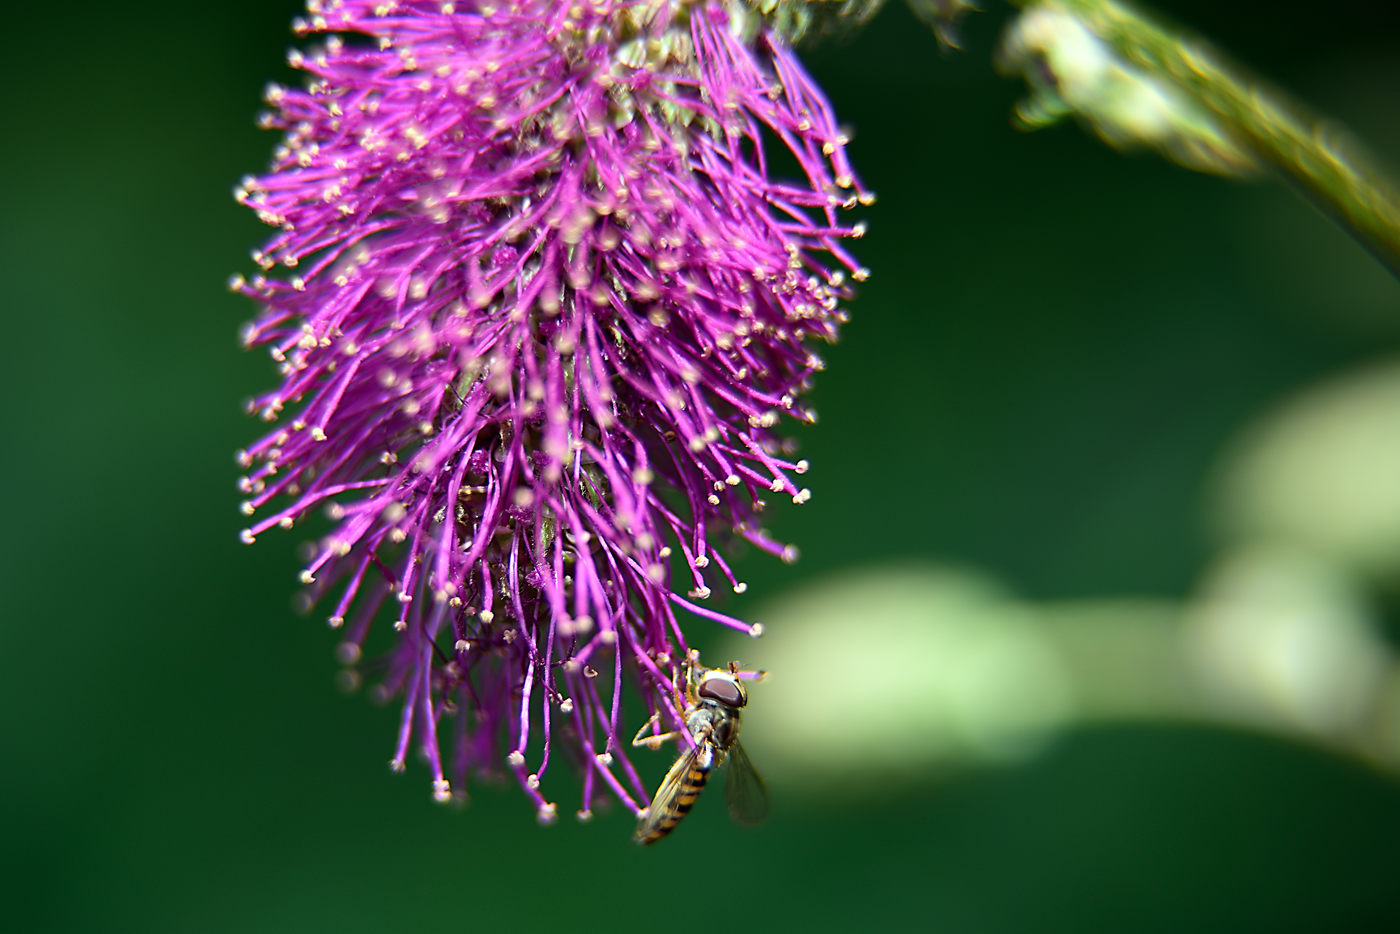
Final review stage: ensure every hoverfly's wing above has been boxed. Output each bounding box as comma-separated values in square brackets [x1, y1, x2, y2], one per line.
[633, 743, 703, 845]
[723, 740, 769, 826]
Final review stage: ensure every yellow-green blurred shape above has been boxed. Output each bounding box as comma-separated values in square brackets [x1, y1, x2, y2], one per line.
[719, 554, 1400, 791]
[1183, 546, 1389, 738]
[1211, 360, 1400, 578]
[720, 564, 1073, 793]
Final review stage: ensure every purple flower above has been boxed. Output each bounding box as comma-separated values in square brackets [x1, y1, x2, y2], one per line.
[234, 0, 867, 823]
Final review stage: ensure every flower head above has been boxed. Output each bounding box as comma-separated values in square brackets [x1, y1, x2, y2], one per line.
[235, 0, 867, 821]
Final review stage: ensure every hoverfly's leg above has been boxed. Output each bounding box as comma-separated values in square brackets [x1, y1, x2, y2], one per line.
[669, 658, 689, 710]
[631, 710, 660, 742]
[649, 658, 691, 731]
[634, 731, 682, 751]
[631, 712, 681, 751]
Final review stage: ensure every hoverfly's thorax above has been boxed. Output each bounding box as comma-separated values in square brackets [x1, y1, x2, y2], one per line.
[686, 700, 742, 751]
[709, 709, 741, 750]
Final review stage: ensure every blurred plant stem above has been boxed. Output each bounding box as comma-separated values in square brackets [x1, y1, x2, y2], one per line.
[1039, 594, 1400, 779]
[726, 560, 1400, 793]
[914, 0, 1400, 276]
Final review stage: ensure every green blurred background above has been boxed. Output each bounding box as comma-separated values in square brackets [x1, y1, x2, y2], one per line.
[4, 0, 1400, 929]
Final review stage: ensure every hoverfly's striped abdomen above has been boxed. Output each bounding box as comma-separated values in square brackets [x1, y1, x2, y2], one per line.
[636, 760, 712, 845]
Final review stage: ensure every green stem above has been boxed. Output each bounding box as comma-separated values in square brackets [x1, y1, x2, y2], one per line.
[998, 0, 1400, 275]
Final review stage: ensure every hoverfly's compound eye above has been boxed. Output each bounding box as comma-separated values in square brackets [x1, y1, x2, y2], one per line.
[698, 673, 746, 708]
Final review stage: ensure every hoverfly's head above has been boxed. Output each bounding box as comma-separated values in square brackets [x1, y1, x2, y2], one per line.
[695, 668, 747, 709]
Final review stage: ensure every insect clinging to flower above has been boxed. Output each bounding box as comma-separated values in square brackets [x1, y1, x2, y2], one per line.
[633, 659, 769, 845]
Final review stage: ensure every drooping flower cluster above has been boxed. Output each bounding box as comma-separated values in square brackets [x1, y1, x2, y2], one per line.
[235, 0, 867, 822]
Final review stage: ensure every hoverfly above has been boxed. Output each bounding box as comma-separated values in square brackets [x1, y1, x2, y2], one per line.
[632, 662, 769, 845]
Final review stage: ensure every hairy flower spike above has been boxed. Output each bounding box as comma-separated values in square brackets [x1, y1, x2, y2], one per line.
[236, 0, 864, 819]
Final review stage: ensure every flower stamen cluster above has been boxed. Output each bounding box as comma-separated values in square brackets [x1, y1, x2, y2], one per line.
[234, 0, 867, 821]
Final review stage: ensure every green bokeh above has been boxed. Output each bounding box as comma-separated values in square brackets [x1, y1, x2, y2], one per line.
[3, 1, 1399, 930]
